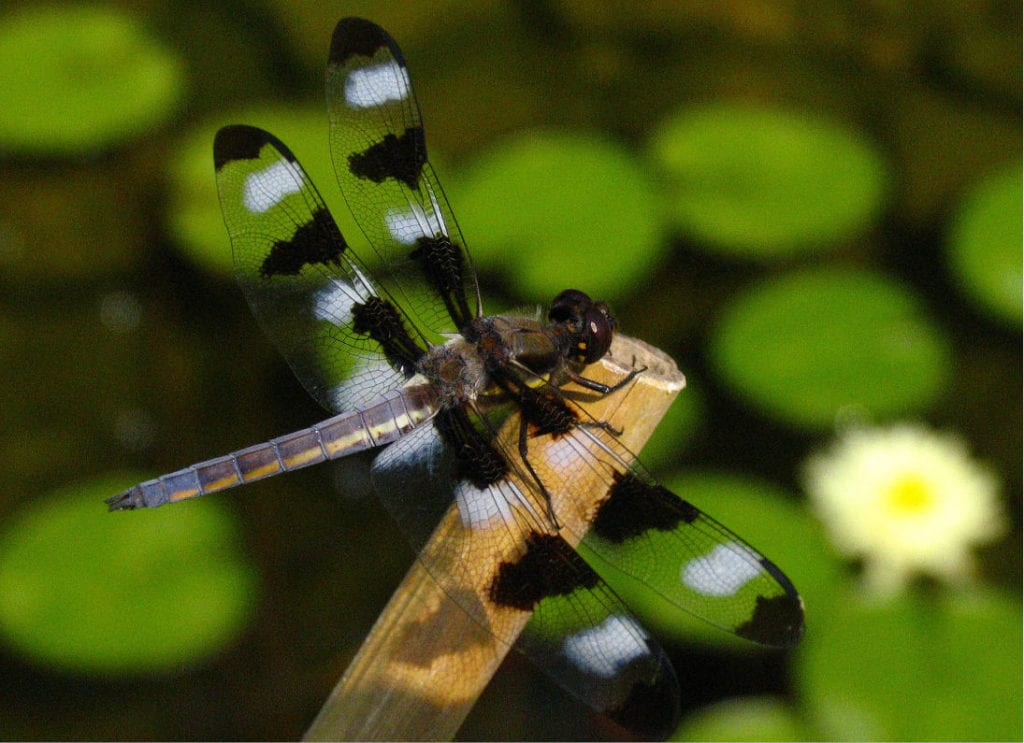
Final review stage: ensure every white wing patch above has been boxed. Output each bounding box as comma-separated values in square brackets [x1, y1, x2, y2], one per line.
[562, 615, 649, 679]
[455, 482, 514, 531]
[311, 273, 377, 326]
[311, 281, 359, 326]
[345, 62, 410, 109]
[680, 542, 762, 597]
[384, 204, 444, 245]
[242, 159, 303, 213]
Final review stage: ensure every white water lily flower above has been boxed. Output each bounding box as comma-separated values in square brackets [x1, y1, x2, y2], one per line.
[803, 422, 1005, 595]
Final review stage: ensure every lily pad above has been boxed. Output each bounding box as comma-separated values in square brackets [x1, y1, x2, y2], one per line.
[709, 268, 952, 428]
[454, 130, 664, 300]
[947, 163, 1022, 325]
[674, 696, 808, 742]
[798, 587, 1022, 741]
[0, 6, 184, 155]
[0, 475, 257, 675]
[649, 104, 890, 258]
[637, 376, 705, 472]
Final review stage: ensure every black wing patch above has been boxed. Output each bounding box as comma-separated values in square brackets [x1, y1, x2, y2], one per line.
[213, 125, 428, 413]
[371, 416, 682, 738]
[591, 471, 700, 543]
[326, 17, 479, 335]
[259, 207, 346, 278]
[348, 127, 427, 190]
[490, 532, 600, 611]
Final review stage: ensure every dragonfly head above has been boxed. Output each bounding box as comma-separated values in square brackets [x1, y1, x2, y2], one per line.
[547, 289, 616, 366]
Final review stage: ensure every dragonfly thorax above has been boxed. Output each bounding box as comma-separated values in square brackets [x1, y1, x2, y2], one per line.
[417, 336, 488, 406]
[419, 312, 572, 408]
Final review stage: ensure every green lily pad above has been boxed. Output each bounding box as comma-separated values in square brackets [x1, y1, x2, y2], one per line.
[454, 130, 663, 301]
[948, 164, 1022, 325]
[637, 376, 705, 472]
[168, 120, 235, 276]
[0, 6, 184, 155]
[798, 587, 1022, 741]
[0, 475, 257, 675]
[169, 108, 361, 276]
[650, 104, 890, 258]
[674, 696, 808, 742]
[709, 268, 952, 428]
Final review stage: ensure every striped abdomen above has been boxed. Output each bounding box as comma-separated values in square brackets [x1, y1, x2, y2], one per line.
[107, 385, 438, 510]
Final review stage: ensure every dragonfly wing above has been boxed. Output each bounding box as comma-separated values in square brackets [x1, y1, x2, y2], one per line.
[371, 410, 682, 738]
[325, 17, 480, 337]
[214, 125, 429, 413]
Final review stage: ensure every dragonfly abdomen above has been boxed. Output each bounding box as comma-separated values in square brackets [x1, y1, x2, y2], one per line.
[106, 384, 438, 510]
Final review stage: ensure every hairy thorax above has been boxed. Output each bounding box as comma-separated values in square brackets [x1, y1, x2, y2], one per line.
[417, 314, 564, 407]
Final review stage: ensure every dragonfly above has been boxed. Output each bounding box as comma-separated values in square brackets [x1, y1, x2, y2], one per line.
[108, 17, 803, 739]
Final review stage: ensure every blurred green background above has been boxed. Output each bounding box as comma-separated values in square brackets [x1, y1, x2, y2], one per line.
[0, 1, 1019, 740]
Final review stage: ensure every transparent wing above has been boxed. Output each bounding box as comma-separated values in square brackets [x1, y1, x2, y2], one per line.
[213, 125, 428, 413]
[371, 412, 680, 739]
[326, 17, 480, 337]
[541, 392, 804, 648]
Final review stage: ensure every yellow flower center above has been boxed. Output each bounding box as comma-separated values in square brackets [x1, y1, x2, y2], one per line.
[884, 474, 935, 516]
